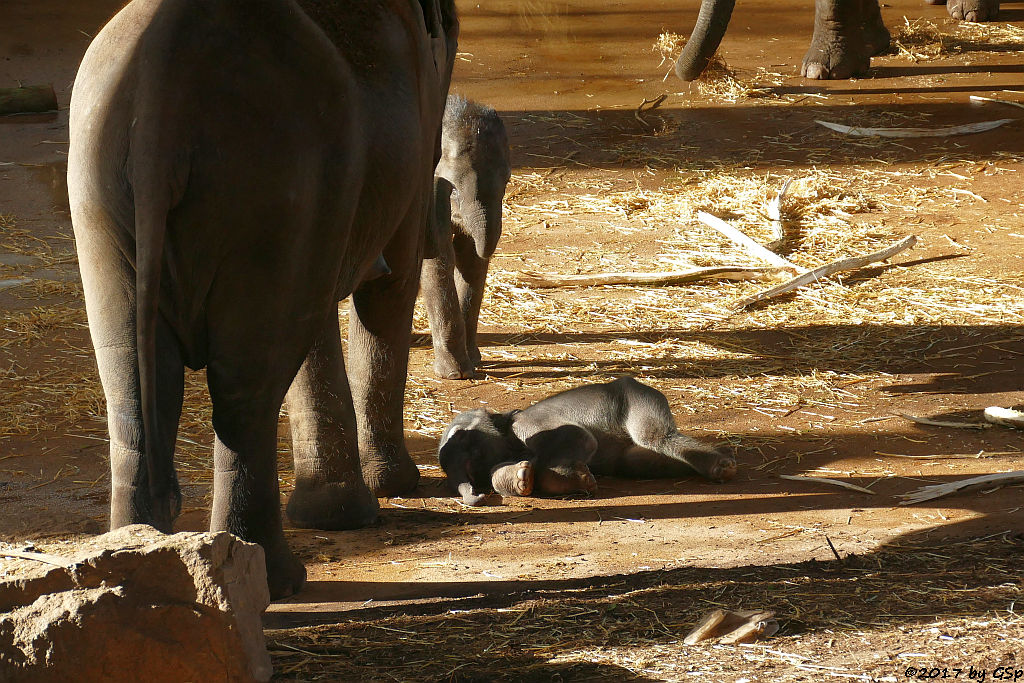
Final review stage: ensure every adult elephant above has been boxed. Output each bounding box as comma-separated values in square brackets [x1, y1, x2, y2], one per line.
[674, 0, 999, 82]
[68, 0, 458, 599]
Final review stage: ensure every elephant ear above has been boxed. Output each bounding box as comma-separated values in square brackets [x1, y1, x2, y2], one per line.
[419, 0, 459, 93]
[424, 176, 454, 260]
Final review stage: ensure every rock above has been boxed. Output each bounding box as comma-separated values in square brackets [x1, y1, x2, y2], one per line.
[0, 525, 272, 682]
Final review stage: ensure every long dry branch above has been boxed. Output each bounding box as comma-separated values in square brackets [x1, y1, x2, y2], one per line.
[898, 470, 1024, 505]
[515, 265, 780, 288]
[732, 235, 918, 310]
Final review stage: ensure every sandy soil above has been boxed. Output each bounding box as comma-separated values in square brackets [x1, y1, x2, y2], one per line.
[1, 0, 1022, 680]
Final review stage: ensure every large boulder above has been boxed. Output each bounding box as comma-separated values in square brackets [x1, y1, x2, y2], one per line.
[0, 525, 272, 682]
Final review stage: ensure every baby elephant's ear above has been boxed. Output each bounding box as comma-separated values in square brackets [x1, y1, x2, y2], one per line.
[424, 176, 454, 259]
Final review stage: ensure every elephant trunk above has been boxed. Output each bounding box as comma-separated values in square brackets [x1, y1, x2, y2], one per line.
[674, 0, 736, 81]
[460, 199, 500, 259]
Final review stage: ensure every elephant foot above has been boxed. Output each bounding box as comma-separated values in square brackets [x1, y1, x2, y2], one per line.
[456, 481, 491, 506]
[535, 462, 597, 496]
[110, 482, 182, 534]
[490, 460, 534, 497]
[709, 452, 738, 483]
[687, 448, 738, 483]
[361, 448, 421, 497]
[286, 479, 379, 530]
[264, 541, 307, 600]
[802, 27, 870, 79]
[947, 0, 999, 21]
[432, 352, 476, 380]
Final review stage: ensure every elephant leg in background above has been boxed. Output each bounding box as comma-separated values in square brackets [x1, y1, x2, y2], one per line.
[284, 311, 380, 529]
[802, 0, 880, 79]
[452, 228, 490, 366]
[860, 0, 891, 57]
[74, 216, 183, 533]
[422, 178, 476, 379]
[348, 212, 426, 497]
[924, 0, 999, 21]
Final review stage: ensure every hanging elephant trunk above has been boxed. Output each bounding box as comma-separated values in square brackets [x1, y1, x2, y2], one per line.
[674, 0, 736, 81]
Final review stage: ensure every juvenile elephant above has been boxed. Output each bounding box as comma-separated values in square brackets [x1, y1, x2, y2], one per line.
[421, 95, 511, 379]
[675, 0, 998, 82]
[69, 0, 458, 599]
[438, 377, 737, 506]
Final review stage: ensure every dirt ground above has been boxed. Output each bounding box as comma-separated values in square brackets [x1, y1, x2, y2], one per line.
[1, 0, 1022, 681]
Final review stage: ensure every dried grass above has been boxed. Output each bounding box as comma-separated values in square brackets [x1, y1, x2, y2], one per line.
[889, 16, 1024, 61]
[654, 32, 779, 103]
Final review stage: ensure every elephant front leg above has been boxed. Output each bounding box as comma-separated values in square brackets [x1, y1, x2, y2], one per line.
[452, 231, 491, 366]
[422, 253, 476, 379]
[284, 311, 380, 529]
[802, 0, 872, 79]
[349, 239, 423, 497]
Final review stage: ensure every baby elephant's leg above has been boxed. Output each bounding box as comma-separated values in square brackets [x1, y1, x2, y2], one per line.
[534, 461, 597, 496]
[602, 445, 697, 479]
[624, 384, 737, 482]
[490, 460, 534, 497]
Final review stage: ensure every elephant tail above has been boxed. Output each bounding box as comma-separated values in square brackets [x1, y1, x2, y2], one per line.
[130, 120, 189, 530]
[674, 0, 736, 81]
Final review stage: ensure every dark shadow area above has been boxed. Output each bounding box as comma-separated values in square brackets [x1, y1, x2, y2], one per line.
[416, 323, 1024, 394]
[869, 62, 1024, 77]
[268, 523, 1022, 628]
[498, 103, 1024, 173]
[266, 528, 1022, 681]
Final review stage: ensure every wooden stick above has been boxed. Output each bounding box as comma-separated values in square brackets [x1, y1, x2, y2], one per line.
[816, 118, 1014, 138]
[898, 470, 1024, 505]
[515, 265, 781, 288]
[968, 95, 1024, 111]
[780, 474, 876, 495]
[1, 549, 75, 568]
[765, 178, 794, 248]
[732, 235, 917, 310]
[0, 85, 58, 116]
[697, 211, 805, 273]
[900, 413, 991, 430]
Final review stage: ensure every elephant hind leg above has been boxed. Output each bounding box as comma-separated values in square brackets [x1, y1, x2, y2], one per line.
[104, 318, 185, 532]
[75, 219, 184, 532]
[620, 382, 736, 482]
[208, 365, 306, 600]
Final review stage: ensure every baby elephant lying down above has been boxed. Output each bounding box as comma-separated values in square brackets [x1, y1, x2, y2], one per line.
[437, 377, 737, 505]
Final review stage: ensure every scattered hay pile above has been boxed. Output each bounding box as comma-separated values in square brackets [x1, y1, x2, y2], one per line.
[653, 32, 775, 102]
[890, 16, 1024, 61]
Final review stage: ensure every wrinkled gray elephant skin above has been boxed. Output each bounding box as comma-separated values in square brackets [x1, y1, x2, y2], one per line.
[675, 0, 997, 82]
[422, 95, 511, 380]
[438, 377, 738, 506]
[68, 0, 458, 599]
